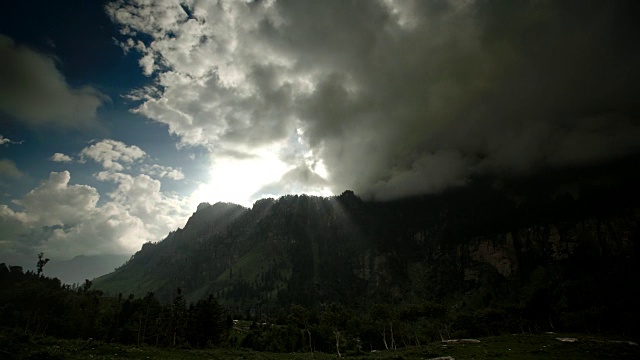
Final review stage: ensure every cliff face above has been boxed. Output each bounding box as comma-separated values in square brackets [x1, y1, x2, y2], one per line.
[464, 209, 639, 279]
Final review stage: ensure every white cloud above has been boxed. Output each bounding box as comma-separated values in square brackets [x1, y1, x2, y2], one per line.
[96, 171, 191, 234]
[50, 153, 73, 162]
[1, 139, 189, 263]
[140, 164, 185, 180]
[78, 139, 186, 182]
[0, 134, 22, 146]
[80, 139, 147, 171]
[0, 35, 106, 128]
[13, 171, 99, 226]
[0, 170, 193, 261]
[106, 0, 298, 151]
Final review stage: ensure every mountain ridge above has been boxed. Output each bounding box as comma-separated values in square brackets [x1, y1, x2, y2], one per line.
[93, 162, 640, 330]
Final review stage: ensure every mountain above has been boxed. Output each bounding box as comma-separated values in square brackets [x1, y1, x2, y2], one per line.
[46, 254, 131, 285]
[94, 159, 640, 331]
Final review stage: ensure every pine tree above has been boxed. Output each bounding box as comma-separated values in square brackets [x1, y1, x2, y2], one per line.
[36, 252, 49, 276]
[171, 288, 187, 346]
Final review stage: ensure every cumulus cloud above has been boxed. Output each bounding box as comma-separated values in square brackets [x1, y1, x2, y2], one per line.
[78, 139, 187, 182]
[0, 171, 192, 260]
[2, 136, 193, 261]
[95, 171, 190, 233]
[13, 171, 99, 226]
[80, 139, 146, 171]
[0, 35, 106, 128]
[108, 0, 640, 199]
[50, 153, 73, 162]
[140, 164, 185, 180]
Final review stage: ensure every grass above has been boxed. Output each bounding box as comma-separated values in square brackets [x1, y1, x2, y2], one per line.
[404, 332, 640, 360]
[3, 332, 639, 360]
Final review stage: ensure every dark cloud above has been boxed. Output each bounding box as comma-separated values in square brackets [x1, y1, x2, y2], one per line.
[110, 0, 640, 200]
[0, 35, 107, 128]
[287, 0, 640, 198]
[0, 159, 23, 179]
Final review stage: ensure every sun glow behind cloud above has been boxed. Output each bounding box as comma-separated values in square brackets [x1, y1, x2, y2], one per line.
[191, 147, 290, 208]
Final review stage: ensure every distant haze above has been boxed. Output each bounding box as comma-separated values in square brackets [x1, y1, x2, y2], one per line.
[44, 254, 130, 285]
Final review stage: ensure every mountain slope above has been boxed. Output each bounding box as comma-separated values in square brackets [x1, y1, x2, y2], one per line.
[94, 202, 249, 300]
[94, 162, 640, 321]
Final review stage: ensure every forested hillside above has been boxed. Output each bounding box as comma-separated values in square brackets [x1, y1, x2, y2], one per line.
[92, 161, 640, 337]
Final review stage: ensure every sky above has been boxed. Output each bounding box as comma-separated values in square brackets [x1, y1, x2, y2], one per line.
[1, 0, 639, 281]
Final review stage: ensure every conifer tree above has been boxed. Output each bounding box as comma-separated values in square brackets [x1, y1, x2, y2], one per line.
[36, 252, 49, 276]
[171, 288, 187, 346]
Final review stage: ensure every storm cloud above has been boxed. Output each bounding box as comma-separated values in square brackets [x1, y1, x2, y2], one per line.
[0, 35, 106, 128]
[108, 0, 640, 200]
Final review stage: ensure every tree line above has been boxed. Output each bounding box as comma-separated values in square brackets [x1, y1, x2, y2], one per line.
[4, 260, 638, 357]
[0, 264, 228, 348]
